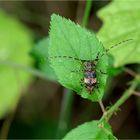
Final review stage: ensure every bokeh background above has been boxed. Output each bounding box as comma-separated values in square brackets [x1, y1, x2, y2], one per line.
[0, 1, 140, 139]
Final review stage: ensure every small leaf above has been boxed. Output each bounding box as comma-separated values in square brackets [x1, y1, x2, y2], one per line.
[49, 14, 109, 102]
[63, 120, 117, 140]
[98, 0, 140, 67]
[0, 11, 33, 118]
[31, 37, 57, 81]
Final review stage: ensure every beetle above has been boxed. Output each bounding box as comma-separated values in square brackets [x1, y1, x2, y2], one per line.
[83, 61, 98, 94]
[49, 39, 133, 94]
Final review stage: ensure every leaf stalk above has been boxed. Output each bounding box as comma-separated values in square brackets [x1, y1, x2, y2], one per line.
[56, 89, 74, 138]
[82, 0, 92, 27]
[100, 75, 140, 121]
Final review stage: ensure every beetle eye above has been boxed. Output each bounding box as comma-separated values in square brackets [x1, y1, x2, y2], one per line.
[92, 73, 96, 77]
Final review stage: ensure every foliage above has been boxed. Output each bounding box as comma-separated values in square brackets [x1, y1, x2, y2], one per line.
[31, 37, 57, 81]
[9, 0, 140, 139]
[63, 120, 117, 140]
[47, 0, 140, 139]
[49, 14, 108, 102]
[0, 11, 33, 118]
[98, 0, 140, 67]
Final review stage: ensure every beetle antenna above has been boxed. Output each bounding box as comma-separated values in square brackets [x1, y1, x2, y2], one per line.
[106, 39, 133, 52]
[99, 38, 133, 58]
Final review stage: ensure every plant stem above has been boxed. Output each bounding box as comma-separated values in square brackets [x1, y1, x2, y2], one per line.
[56, 89, 74, 138]
[132, 91, 140, 96]
[82, 0, 92, 27]
[99, 100, 106, 114]
[101, 75, 140, 121]
[0, 111, 15, 139]
[123, 67, 137, 77]
[0, 70, 25, 139]
[0, 60, 54, 81]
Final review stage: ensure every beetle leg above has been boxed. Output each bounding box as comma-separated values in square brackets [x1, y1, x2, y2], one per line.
[94, 52, 100, 62]
[96, 69, 107, 75]
[71, 69, 84, 73]
[78, 78, 85, 94]
[99, 70, 107, 75]
[95, 81, 100, 89]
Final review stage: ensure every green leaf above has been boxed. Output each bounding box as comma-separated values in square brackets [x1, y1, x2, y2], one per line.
[49, 14, 109, 102]
[0, 11, 33, 118]
[97, 0, 140, 67]
[31, 37, 57, 81]
[63, 120, 117, 140]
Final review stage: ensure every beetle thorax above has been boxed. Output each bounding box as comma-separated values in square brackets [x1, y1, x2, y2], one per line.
[84, 61, 94, 71]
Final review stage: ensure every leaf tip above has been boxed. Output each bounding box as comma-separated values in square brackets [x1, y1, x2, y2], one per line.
[51, 13, 62, 22]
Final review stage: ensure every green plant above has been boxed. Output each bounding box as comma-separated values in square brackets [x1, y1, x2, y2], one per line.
[0, 10, 33, 119]
[49, 14, 109, 102]
[31, 0, 140, 139]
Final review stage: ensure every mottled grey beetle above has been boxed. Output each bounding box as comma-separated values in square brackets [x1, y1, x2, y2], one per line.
[50, 39, 132, 94]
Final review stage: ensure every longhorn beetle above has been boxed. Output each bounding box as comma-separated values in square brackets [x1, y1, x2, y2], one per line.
[49, 39, 133, 94]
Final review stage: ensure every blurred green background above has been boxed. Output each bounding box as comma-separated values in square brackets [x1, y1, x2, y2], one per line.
[0, 1, 140, 139]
